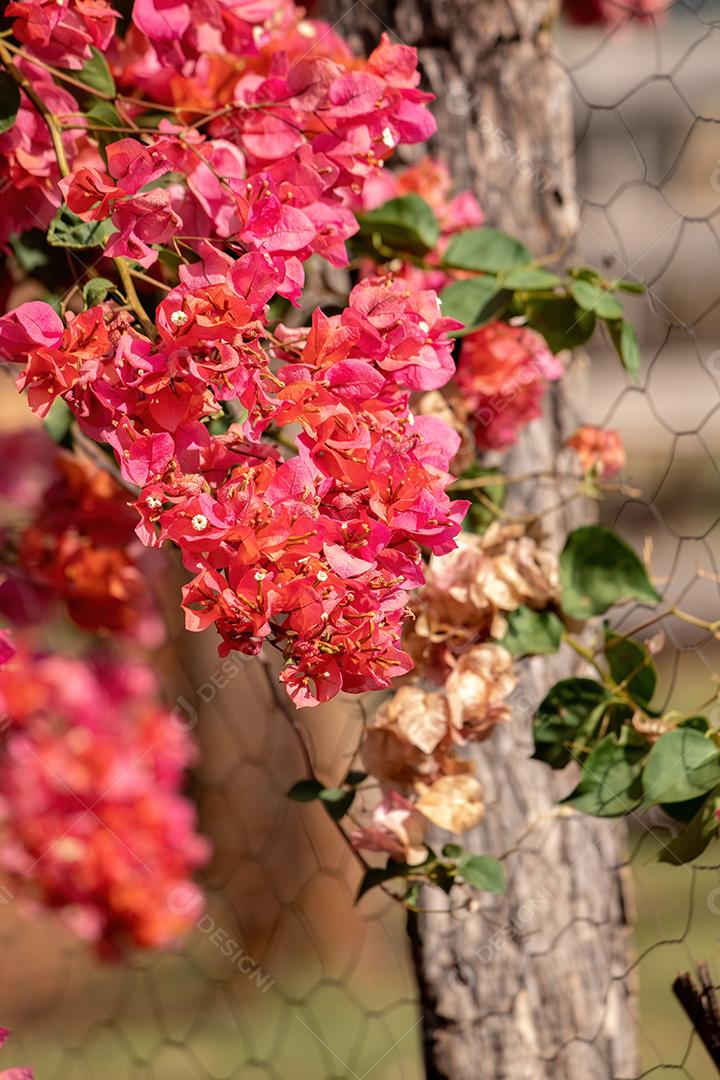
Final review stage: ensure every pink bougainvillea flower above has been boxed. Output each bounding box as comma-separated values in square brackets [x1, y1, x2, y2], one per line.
[0, 302, 64, 361]
[456, 321, 564, 450]
[104, 190, 182, 268]
[132, 0, 192, 42]
[350, 790, 428, 866]
[0, 63, 94, 244]
[0, 633, 15, 668]
[8, 0, 118, 69]
[60, 167, 124, 221]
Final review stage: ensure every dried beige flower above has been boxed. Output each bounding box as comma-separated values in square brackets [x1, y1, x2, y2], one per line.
[374, 685, 451, 755]
[415, 775, 485, 833]
[406, 524, 559, 679]
[445, 643, 517, 741]
[361, 727, 435, 786]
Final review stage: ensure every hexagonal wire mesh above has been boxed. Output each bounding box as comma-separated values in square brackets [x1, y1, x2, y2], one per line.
[2, 3, 720, 1078]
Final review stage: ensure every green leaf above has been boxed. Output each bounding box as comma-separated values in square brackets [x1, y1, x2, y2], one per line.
[438, 277, 505, 332]
[660, 793, 708, 824]
[533, 678, 612, 768]
[345, 770, 367, 787]
[78, 47, 116, 98]
[356, 194, 440, 257]
[656, 794, 718, 865]
[457, 854, 506, 894]
[403, 882, 422, 909]
[604, 629, 656, 707]
[428, 862, 455, 894]
[9, 233, 48, 274]
[525, 296, 596, 353]
[134, 111, 167, 130]
[503, 267, 562, 290]
[442, 843, 463, 860]
[443, 227, 532, 273]
[643, 729, 720, 807]
[286, 779, 324, 803]
[0, 72, 20, 135]
[157, 247, 183, 278]
[318, 786, 355, 820]
[613, 279, 646, 294]
[48, 205, 114, 250]
[569, 279, 624, 320]
[356, 859, 413, 903]
[43, 398, 72, 446]
[83, 277, 115, 308]
[451, 465, 506, 535]
[559, 525, 660, 620]
[607, 319, 641, 381]
[85, 100, 123, 153]
[501, 607, 563, 657]
[563, 735, 646, 816]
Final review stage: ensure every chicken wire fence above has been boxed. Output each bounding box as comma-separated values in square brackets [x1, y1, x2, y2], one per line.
[3, 4, 720, 1078]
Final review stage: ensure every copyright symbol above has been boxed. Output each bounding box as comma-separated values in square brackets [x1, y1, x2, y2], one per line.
[706, 887, 720, 915]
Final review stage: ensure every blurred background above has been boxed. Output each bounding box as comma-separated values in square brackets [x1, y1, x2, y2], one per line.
[1, 3, 720, 1078]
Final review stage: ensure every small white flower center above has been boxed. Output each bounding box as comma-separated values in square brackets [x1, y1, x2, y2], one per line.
[382, 127, 395, 148]
[297, 20, 316, 37]
[146, 495, 162, 509]
[191, 514, 208, 532]
[418, 320, 429, 333]
[316, 570, 329, 582]
[171, 310, 188, 327]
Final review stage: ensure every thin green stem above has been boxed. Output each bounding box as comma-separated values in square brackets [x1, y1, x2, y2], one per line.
[0, 41, 70, 175]
[114, 259, 155, 337]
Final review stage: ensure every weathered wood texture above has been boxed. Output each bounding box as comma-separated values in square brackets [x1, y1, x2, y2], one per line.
[320, 2, 638, 1077]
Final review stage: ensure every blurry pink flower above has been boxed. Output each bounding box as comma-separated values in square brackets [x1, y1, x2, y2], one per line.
[566, 425, 625, 477]
[0, 650, 209, 955]
[350, 791, 427, 866]
[0, 633, 14, 668]
[456, 321, 564, 450]
[564, 0, 667, 26]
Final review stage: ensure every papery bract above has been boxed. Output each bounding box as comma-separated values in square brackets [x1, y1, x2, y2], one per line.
[0, 648, 209, 955]
[456, 321, 564, 450]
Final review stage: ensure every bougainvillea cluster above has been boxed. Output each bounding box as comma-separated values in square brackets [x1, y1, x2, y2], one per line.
[1, 276, 466, 706]
[0, 648, 208, 954]
[0, 429, 163, 644]
[455, 321, 565, 451]
[0, 428, 207, 956]
[0, 1, 474, 709]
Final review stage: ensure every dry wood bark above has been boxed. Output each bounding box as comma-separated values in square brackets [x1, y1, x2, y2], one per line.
[319, 2, 638, 1077]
